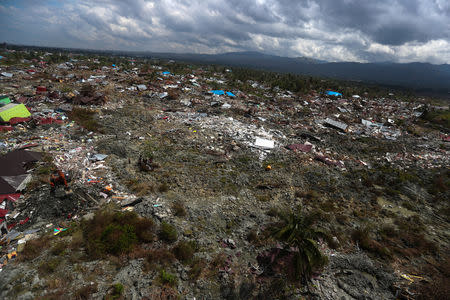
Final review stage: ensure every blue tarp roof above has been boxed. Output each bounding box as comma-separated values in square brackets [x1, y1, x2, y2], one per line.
[162, 71, 171, 75]
[226, 91, 236, 97]
[325, 91, 342, 97]
[210, 90, 225, 95]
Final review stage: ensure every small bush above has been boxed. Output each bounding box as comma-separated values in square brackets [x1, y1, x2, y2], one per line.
[320, 199, 336, 212]
[100, 223, 138, 255]
[189, 258, 205, 280]
[133, 217, 155, 243]
[267, 207, 280, 217]
[159, 222, 177, 243]
[68, 107, 103, 132]
[83, 210, 155, 258]
[352, 226, 391, 258]
[246, 229, 258, 243]
[158, 183, 169, 193]
[20, 236, 51, 261]
[38, 258, 62, 276]
[144, 249, 176, 272]
[172, 201, 186, 217]
[51, 241, 68, 256]
[70, 229, 84, 249]
[74, 283, 98, 300]
[105, 283, 124, 300]
[172, 241, 194, 263]
[335, 214, 349, 225]
[159, 270, 177, 287]
[125, 179, 154, 197]
[395, 215, 425, 233]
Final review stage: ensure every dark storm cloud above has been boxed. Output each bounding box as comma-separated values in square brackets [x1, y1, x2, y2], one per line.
[0, 0, 449, 63]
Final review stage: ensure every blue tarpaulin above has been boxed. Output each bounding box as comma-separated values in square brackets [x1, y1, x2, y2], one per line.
[162, 71, 171, 75]
[226, 91, 236, 97]
[325, 91, 342, 97]
[210, 90, 225, 95]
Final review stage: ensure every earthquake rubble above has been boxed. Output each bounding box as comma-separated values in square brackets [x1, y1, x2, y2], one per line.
[0, 49, 448, 299]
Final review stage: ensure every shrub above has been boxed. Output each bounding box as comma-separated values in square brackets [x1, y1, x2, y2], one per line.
[246, 229, 258, 243]
[172, 241, 194, 263]
[159, 270, 177, 287]
[270, 209, 328, 280]
[105, 283, 124, 300]
[100, 224, 137, 255]
[74, 283, 98, 300]
[320, 199, 336, 212]
[189, 258, 205, 280]
[159, 222, 177, 243]
[172, 201, 187, 217]
[83, 209, 155, 258]
[144, 249, 176, 272]
[125, 179, 154, 196]
[51, 241, 68, 256]
[158, 183, 169, 193]
[67, 107, 103, 132]
[38, 258, 62, 276]
[20, 236, 51, 261]
[352, 226, 391, 258]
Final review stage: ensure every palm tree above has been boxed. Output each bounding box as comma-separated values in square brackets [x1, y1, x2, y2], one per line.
[271, 209, 328, 281]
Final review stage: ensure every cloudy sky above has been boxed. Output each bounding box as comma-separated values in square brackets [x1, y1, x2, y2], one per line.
[1, 0, 449, 63]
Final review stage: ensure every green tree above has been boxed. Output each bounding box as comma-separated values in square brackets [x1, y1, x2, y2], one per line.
[271, 208, 328, 281]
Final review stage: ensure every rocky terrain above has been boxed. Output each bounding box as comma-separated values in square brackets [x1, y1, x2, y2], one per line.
[0, 49, 449, 299]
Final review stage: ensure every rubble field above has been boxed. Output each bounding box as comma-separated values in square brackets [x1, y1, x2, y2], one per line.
[0, 50, 449, 299]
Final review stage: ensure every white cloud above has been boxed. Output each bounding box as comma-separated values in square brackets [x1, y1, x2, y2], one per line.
[0, 0, 448, 63]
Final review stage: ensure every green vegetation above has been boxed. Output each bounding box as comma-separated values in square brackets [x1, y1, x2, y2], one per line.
[68, 107, 103, 132]
[172, 241, 195, 263]
[159, 222, 178, 243]
[83, 209, 155, 257]
[420, 109, 450, 130]
[270, 208, 328, 280]
[159, 270, 177, 287]
[172, 201, 187, 217]
[106, 283, 124, 300]
[74, 283, 98, 300]
[38, 257, 62, 276]
[20, 236, 51, 261]
[188, 258, 206, 280]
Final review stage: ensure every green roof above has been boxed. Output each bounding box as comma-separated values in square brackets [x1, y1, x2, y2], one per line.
[0, 103, 31, 122]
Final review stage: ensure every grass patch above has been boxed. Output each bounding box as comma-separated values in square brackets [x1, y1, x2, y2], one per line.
[143, 249, 176, 272]
[50, 241, 69, 256]
[420, 109, 450, 130]
[68, 107, 103, 132]
[19, 236, 51, 261]
[82, 209, 155, 258]
[351, 226, 391, 258]
[38, 257, 62, 276]
[172, 201, 187, 217]
[159, 270, 177, 287]
[159, 222, 177, 243]
[172, 241, 195, 263]
[189, 258, 206, 280]
[125, 179, 154, 196]
[105, 283, 124, 300]
[158, 183, 169, 193]
[74, 283, 98, 300]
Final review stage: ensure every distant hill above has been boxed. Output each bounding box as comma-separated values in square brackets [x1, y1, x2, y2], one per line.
[147, 51, 450, 95]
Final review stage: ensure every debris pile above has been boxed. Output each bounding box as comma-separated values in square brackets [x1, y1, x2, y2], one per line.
[0, 49, 448, 299]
